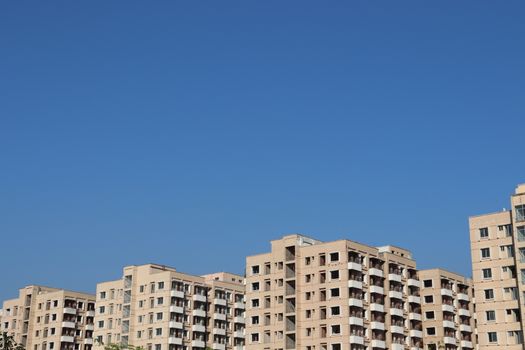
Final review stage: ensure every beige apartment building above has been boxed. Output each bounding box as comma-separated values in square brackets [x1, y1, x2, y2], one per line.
[245, 234, 426, 350]
[93, 264, 245, 350]
[0, 285, 96, 350]
[418, 269, 475, 350]
[469, 184, 525, 349]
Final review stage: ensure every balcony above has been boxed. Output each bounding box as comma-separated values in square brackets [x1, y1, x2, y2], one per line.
[369, 268, 384, 277]
[348, 262, 362, 271]
[410, 329, 423, 338]
[391, 344, 404, 350]
[390, 307, 403, 317]
[408, 296, 421, 304]
[441, 288, 453, 298]
[85, 324, 94, 331]
[191, 340, 206, 348]
[349, 316, 363, 326]
[460, 340, 473, 348]
[213, 344, 226, 350]
[459, 324, 472, 332]
[443, 320, 455, 329]
[170, 290, 184, 299]
[63, 307, 76, 315]
[214, 313, 226, 321]
[192, 324, 206, 333]
[388, 273, 402, 283]
[457, 293, 469, 301]
[62, 321, 76, 329]
[370, 321, 385, 330]
[348, 298, 363, 308]
[84, 339, 93, 345]
[213, 328, 226, 336]
[408, 312, 421, 321]
[390, 325, 404, 334]
[442, 304, 455, 313]
[370, 286, 384, 294]
[349, 335, 364, 345]
[458, 308, 470, 317]
[370, 303, 384, 313]
[407, 279, 421, 288]
[214, 298, 227, 306]
[170, 306, 184, 314]
[168, 337, 182, 345]
[389, 291, 403, 300]
[348, 280, 363, 289]
[169, 321, 183, 329]
[371, 340, 386, 348]
[234, 316, 245, 324]
[234, 330, 245, 338]
[193, 294, 207, 303]
[86, 310, 95, 317]
[234, 302, 245, 309]
[444, 337, 456, 345]
[60, 336, 74, 343]
[193, 309, 206, 318]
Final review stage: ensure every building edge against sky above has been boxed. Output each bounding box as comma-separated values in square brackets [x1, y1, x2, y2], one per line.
[469, 183, 525, 349]
[1, 183, 524, 350]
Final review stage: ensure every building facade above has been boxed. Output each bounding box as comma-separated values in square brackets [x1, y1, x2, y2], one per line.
[245, 234, 426, 350]
[469, 184, 525, 349]
[0, 285, 96, 350]
[93, 264, 246, 350]
[418, 269, 475, 350]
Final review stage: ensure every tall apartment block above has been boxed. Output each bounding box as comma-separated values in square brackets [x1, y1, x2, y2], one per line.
[93, 264, 246, 350]
[0, 285, 96, 350]
[418, 269, 475, 350]
[245, 234, 425, 350]
[469, 184, 525, 349]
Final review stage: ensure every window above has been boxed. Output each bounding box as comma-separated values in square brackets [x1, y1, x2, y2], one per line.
[99, 306, 105, 314]
[426, 327, 436, 336]
[423, 279, 433, 288]
[330, 252, 339, 262]
[488, 332, 498, 343]
[157, 282, 164, 290]
[516, 205, 525, 222]
[251, 266, 260, 275]
[424, 295, 434, 303]
[251, 333, 259, 343]
[481, 248, 491, 259]
[156, 297, 163, 305]
[252, 299, 259, 308]
[486, 310, 496, 321]
[480, 227, 489, 238]
[305, 257, 311, 265]
[139, 285, 144, 293]
[156, 312, 162, 321]
[483, 268, 492, 279]
[330, 306, 340, 316]
[485, 289, 494, 300]
[330, 270, 340, 280]
[330, 288, 340, 298]
[251, 316, 259, 325]
[425, 311, 435, 320]
[155, 328, 162, 336]
[99, 292, 106, 299]
[330, 324, 341, 335]
[518, 226, 525, 242]
[98, 321, 104, 328]
[252, 282, 260, 291]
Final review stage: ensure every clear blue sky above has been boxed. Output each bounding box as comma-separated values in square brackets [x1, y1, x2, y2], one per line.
[1, 1, 524, 301]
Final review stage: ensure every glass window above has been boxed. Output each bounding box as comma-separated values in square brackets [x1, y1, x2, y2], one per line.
[483, 268, 492, 279]
[481, 248, 490, 259]
[480, 227, 489, 238]
[484, 289, 494, 300]
[516, 205, 525, 222]
[488, 332, 498, 343]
